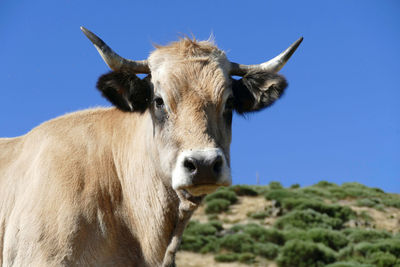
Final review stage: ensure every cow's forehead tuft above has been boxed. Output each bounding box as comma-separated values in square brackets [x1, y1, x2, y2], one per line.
[148, 37, 229, 73]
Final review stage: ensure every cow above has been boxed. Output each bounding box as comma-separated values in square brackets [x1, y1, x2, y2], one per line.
[0, 27, 302, 266]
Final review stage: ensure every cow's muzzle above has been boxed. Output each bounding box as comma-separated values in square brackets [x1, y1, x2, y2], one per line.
[172, 148, 232, 196]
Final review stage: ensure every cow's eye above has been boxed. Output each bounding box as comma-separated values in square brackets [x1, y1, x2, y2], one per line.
[154, 97, 164, 109]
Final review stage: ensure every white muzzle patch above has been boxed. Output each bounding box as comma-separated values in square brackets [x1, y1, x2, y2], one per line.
[172, 148, 231, 196]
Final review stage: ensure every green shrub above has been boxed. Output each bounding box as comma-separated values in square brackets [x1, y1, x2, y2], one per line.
[265, 189, 301, 203]
[208, 220, 223, 231]
[277, 240, 337, 267]
[283, 228, 309, 242]
[370, 239, 400, 256]
[207, 214, 219, 221]
[219, 233, 254, 253]
[269, 181, 284, 189]
[230, 224, 245, 233]
[342, 228, 391, 243]
[290, 183, 300, 189]
[204, 189, 237, 204]
[254, 242, 279, 259]
[382, 197, 400, 208]
[325, 261, 374, 267]
[248, 210, 271, 219]
[299, 187, 333, 199]
[357, 210, 373, 222]
[199, 236, 220, 253]
[275, 209, 343, 230]
[368, 251, 399, 267]
[282, 228, 348, 251]
[354, 239, 400, 257]
[242, 224, 285, 245]
[180, 235, 216, 252]
[230, 185, 258, 196]
[238, 252, 256, 264]
[337, 244, 355, 259]
[315, 181, 338, 188]
[214, 253, 238, 262]
[184, 221, 219, 236]
[356, 198, 381, 208]
[181, 221, 223, 252]
[205, 199, 231, 214]
[308, 228, 349, 251]
[281, 198, 355, 222]
[331, 182, 383, 199]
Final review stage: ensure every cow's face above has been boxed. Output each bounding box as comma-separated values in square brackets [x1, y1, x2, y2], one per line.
[147, 42, 234, 196]
[83, 28, 300, 197]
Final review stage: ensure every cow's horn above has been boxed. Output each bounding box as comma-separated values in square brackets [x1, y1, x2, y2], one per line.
[230, 37, 303, 76]
[80, 26, 150, 74]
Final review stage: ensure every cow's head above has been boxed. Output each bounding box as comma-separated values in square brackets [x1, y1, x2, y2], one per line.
[81, 27, 302, 197]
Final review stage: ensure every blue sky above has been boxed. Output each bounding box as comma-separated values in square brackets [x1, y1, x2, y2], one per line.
[1, 1, 399, 192]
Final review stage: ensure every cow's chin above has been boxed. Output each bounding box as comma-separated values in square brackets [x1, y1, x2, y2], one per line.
[180, 182, 231, 197]
[183, 184, 223, 196]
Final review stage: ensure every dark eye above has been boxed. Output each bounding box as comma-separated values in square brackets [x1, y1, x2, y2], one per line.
[154, 97, 164, 109]
[224, 97, 235, 112]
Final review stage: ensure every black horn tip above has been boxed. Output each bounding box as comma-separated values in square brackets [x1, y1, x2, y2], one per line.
[80, 26, 106, 48]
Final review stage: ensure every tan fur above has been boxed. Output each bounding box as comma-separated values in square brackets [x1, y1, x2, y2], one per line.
[0, 39, 233, 266]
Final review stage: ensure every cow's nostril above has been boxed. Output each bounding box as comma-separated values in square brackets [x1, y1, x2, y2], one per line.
[213, 155, 223, 174]
[183, 158, 197, 173]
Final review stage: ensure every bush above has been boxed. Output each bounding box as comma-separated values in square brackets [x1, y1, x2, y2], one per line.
[300, 187, 333, 199]
[214, 253, 238, 262]
[275, 209, 343, 230]
[181, 221, 221, 253]
[342, 228, 392, 243]
[281, 198, 355, 222]
[205, 199, 231, 214]
[282, 228, 348, 251]
[214, 252, 257, 264]
[290, 183, 300, 189]
[308, 228, 349, 251]
[356, 198, 381, 208]
[265, 189, 301, 203]
[277, 240, 337, 267]
[242, 224, 285, 245]
[207, 214, 219, 221]
[184, 221, 219, 236]
[269, 181, 284, 190]
[368, 251, 399, 267]
[283, 228, 309, 242]
[248, 210, 271, 219]
[204, 189, 237, 204]
[219, 233, 254, 253]
[254, 242, 279, 259]
[315, 181, 337, 188]
[325, 261, 374, 267]
[330, 182, 383, 199]
[230, 185, 258, 196]
[180, 235, 217, 252]
[199, 236, 220, 253]
[238, 252, 256, 264]
[354, 239, 400, 258]
[208, 220, 223, 231]
[382, 197, 400, 208]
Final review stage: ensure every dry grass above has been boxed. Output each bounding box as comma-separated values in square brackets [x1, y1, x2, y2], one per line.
[176, 251, 276, 267]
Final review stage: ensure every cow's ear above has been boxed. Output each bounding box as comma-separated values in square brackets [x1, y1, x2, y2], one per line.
[231, 71, 288, 114]
[96, 70, 151, 112]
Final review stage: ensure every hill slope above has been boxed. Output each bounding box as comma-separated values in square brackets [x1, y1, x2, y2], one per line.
[176, 181, 400, 267]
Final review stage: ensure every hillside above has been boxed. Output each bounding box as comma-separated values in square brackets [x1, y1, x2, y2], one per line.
[176, 181, 400, 267]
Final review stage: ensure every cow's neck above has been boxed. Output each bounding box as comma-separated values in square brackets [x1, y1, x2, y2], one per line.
[111, 111, 184, 266]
